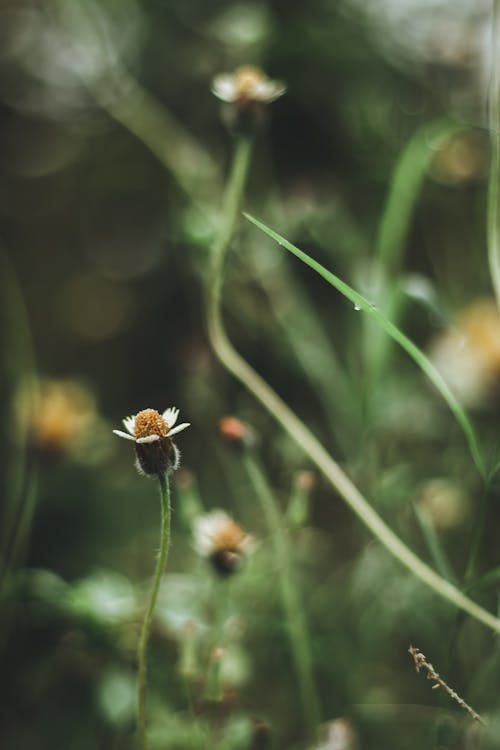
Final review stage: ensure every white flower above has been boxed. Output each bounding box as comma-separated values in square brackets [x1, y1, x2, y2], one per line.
[113, 407, 190, 443]
[113, 407, 190, 476]
[194, 510, 255, 575]
[212, 65, 286, 104]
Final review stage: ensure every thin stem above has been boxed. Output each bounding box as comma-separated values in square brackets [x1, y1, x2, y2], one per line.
[205, 140, 500, 636]
[412, 502, 457, 585]
[136, 473, 171, 750]
[207, 135, 253, 327]
[488, 0, 500, 309]
[244, 454, 321, 739]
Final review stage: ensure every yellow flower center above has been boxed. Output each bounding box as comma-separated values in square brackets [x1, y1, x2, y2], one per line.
[213, 521, 246, 552]
[234, 65, 265, 99]
[134, 409, 169, 440]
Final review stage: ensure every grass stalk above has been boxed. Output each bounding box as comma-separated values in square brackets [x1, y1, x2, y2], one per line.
[136, 473, 172, 750]
[376, 119, 466, 276]
[0, 247, 38, 587]
[244, 454, 321, 738]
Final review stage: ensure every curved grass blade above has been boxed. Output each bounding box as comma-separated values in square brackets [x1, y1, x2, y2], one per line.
[376, 118, 467, 276]
[244, 213, 486, 478]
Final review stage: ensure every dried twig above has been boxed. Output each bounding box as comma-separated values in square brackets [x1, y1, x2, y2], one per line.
[408, 645, 486, 725]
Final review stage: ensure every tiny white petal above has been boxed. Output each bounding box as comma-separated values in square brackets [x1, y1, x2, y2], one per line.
[113, 429, 136, 441]
[163, 407, 179, 429]
[123, 416, 136, 435]
[212, 75, 238, 102]
[254, 80, 286, 101]
[194, 510, 232, 556]
[167, 422, 190, 437]
[136, 434, 161, 444]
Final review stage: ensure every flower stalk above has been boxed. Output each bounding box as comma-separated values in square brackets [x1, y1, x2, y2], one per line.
[244, 453, 321, 739]
[136, 473, 172, 750]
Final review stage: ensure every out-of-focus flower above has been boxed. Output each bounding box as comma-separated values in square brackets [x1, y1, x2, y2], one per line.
[416, 478, 468, 531]
[312, 718, 358, 750]
[219, 415, 255, 449]
[212, 65, 285, 133]
[429, 299, 500, 407]
[430, 131, 487, 186]
[193, 510, 255, 576]
[113, 407, 190, 476]
[293, 470, 316, 492]
[212, 65, 285, 105]
[27, 379, 99, 456]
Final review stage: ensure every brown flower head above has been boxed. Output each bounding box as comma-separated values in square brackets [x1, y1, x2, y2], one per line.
[212, 65, 285, 133]
[194, 510, 255, 576]
[219, 415, 255, 449]
[113, 407, 190, 476]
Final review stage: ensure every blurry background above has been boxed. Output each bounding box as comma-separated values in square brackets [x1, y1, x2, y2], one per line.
[1, 0, 500, 748]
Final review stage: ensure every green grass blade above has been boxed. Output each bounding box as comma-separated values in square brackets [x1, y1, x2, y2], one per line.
[244, 213, 486, 477]
[376, 119, 467, 275]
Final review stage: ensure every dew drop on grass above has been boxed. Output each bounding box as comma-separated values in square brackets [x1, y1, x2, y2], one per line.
[354, 303, 361, 311]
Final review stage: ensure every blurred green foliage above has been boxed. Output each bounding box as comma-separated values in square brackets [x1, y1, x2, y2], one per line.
[1, 0, 500, 748]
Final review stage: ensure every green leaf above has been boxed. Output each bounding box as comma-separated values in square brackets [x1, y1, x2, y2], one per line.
[244, 213, 485, 478]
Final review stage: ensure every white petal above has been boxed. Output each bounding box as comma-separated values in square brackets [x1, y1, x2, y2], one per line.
[113, 429, 136, 441]
[212, 75, 238, 102]
[193, 510, 231, 555]
[122, 416, 136, 435]
[167, 422, 190, 437]
[254, 80, 286, 102]
[136, 434, 161, 444]
[162, 407, 179, 429]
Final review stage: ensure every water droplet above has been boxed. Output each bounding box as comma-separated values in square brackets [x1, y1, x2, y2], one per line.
[354, 303, 361, 311]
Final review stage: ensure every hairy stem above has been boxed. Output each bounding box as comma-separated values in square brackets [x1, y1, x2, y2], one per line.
[137, 473, 171, 750]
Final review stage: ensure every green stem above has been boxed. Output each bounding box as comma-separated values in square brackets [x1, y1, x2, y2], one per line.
[412, 502, 457, 585]
[205, 140, 500, 636]
[207, 136, 253, 327]
[244, 454, 321, 739]
[136, 473, 171, 750]
[0, 246, 38, 587]
[488, 0, 500, 309]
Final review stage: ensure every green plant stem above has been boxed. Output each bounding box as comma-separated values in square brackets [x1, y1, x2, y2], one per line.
[244, 454, 321, 739]
[412, 502, 457, 585]
[207, 136, 253, 322]
[488, 0, 500, 309]
[0, 246, 38, 587]
[206, 145, 500, 635]
[137, 473, 171, 750]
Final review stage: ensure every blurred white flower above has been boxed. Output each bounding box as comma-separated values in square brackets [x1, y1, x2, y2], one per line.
[429, 299, 500, 408]
[193, 509, 255, 576]
[212, 65, 285, 104]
